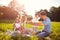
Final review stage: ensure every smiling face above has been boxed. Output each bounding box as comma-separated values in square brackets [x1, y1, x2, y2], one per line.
[35, 13, 39, 18]
[39, 11, 47, 20]
[35, 14, 39, 18]
[15, 17, 20, 23]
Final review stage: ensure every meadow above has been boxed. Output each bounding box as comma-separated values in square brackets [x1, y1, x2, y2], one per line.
[0, 21, 60, 40]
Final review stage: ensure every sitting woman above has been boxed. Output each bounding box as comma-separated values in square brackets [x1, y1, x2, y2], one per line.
[20, 15, 27, 34]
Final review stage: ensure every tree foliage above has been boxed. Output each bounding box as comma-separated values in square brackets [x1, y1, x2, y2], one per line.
[49, 6, 60, 21]
[0, 6, 18, 20]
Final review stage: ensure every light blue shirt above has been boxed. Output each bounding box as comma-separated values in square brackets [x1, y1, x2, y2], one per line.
[42, 17, 51, 33]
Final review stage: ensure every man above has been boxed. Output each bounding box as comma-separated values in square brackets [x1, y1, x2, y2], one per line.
[28, 10, 51, 37]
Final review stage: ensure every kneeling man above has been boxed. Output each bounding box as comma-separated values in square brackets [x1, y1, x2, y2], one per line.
[28, 10, 51, 37]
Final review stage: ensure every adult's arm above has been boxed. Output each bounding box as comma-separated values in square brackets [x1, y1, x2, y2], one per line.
[27, 21, 44, 26]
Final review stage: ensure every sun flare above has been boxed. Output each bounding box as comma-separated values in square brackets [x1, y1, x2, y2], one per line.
[0, 0, 60, 17]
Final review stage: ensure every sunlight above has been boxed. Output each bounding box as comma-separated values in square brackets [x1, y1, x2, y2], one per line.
[0, 0, 12, 6]
[17, 0, 60, 17]
[17, 0, 53, 16]
[0, 0, 60, 16]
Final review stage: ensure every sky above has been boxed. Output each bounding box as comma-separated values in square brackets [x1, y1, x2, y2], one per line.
[0, 0, 60, 16]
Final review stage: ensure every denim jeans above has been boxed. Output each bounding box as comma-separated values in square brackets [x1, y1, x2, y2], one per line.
[36, 31, 50, 37]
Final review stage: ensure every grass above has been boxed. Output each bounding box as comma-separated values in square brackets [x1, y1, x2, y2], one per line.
[0, 22, 60, 40]
[0, 22, 60, 31]
[0, 23, 13, 31]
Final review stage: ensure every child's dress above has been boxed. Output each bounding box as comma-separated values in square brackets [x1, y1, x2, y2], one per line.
[14, 19, 21, 33]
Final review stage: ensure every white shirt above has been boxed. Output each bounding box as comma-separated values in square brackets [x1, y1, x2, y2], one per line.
[15, 20, 21, 28]
[32, 17, 40, 22]
[15, 23, 21, 28]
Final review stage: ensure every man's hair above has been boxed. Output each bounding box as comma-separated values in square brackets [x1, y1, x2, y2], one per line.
[40, 11, 47, 15]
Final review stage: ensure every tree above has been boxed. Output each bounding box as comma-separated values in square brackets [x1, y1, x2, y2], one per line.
[49, 6, 60, 21]
[8, 0, 25, 15]
[0, 6, 18, 20]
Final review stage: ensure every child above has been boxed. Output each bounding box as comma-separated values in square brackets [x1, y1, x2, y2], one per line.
[32, 13, 40, 33]
[13, 16, 21, 33]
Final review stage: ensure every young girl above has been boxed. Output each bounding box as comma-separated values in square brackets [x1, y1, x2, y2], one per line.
[14, 15, 27, 33]
[32, 13, 40, 33]
[13, 17, 21, 33]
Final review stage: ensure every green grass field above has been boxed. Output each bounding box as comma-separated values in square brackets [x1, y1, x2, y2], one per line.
[0, 22, 60, 40]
